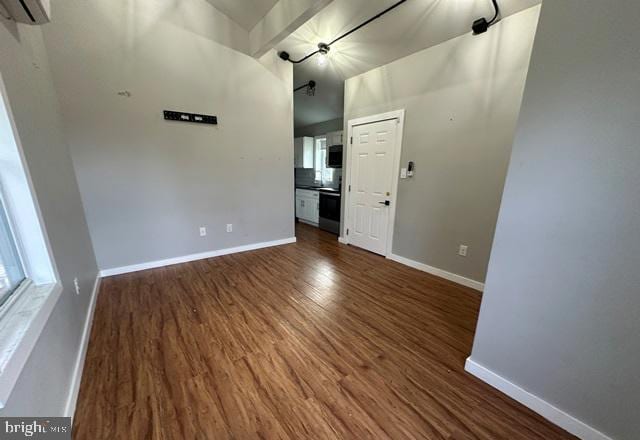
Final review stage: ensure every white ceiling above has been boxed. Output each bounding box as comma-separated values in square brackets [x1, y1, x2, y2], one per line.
[283, 0, 541, 128]
[206, 0, 279, 31]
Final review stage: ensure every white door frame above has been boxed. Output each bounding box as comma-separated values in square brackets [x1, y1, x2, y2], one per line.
[342, 109, 405, 257]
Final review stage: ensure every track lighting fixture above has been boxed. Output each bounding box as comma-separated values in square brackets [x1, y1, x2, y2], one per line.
[316, 43, 330, 66]
[278, 0, 407, 65]
[294, 80, 317, 96]
[472, 0, 501, 35]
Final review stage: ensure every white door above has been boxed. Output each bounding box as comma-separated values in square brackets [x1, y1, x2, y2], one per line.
[348, 119, 398, 255]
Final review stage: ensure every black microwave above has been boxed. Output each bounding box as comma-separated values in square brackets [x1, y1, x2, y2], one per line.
[327, 145, 343, 168]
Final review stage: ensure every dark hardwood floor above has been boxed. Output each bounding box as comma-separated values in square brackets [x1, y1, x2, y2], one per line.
[73, 223, 575, 439]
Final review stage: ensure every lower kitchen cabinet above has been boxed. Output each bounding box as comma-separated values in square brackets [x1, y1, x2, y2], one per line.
[295, 189, 319, 225]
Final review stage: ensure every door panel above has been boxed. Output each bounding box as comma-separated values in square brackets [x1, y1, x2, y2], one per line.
[296, 197, 303, 219]
[371, 207, 383, 239]
[348, 119, 398, 255]
[356, 153, 368, 193]
[354, 204, 367, 234]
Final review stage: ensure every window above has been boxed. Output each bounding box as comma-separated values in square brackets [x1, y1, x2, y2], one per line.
[0, 72, 60, 408]
[314, 137, 334, 185]
[0, 197, 25, 306]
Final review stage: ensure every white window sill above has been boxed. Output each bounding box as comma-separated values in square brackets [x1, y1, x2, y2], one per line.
[0, 280, 62, 408]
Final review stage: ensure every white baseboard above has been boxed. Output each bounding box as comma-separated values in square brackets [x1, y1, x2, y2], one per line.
[64, 275, 101, 419]
[465, 358, 613, 440]
[338, 236, 348, 244]
[100, 237, 297, 277]
[387, 253, 484, 292]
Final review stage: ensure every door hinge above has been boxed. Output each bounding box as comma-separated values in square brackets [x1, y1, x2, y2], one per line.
[346, 228, 349, 235]
[350, 137, 353, 144]
[348, 185, 351, 192]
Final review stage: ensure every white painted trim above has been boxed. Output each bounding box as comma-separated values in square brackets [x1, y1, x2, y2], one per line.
[0, 72, 59, 285]
[388, 253, 484, 292]
[65, 275, 101, 419]
[100, 237, 297, 277]
[338, 236, 349, 245]
[0, 282, 62, 408]
[344, 109, 406, 258]
[465, 358, 613, 440]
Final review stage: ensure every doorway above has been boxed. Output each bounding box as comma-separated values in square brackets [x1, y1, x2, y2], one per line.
[344, 110, 405, 256]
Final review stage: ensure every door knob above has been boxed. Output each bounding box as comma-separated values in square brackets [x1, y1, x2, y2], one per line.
[378, 200, 391, 206]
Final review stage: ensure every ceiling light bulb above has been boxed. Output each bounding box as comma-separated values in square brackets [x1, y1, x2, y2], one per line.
[316, 42, 330, 67]
[317, 52, 328, 66]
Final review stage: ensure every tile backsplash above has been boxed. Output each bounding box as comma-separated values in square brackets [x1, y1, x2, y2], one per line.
[295, 168, 342, 189]
[294, 168, 316, 187]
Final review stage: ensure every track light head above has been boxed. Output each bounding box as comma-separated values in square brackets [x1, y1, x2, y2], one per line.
[316, 43, 330, 66]
[472, 17, 489, 35]
[278, 51, 290, 61]
[306, 80, 316, 96]
[317, 43, 330, 55]
[472, 0, 500, 35]
[294, 80, 317, 96]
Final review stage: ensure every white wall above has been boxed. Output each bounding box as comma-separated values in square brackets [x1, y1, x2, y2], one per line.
[295, 117, 343, 138]
[344, 7, 540, 283]
[470, 1, 640, 439]
[42, 0, 295, 272]
[0, 18, 98, 415]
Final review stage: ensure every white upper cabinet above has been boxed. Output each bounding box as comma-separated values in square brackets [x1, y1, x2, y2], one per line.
[294, 137, 314, 168]
[327, 131, 343, 146]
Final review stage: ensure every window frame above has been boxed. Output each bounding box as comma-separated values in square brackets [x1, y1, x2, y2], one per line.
[0, 71, 61, 409]
[0, 181, 28, 307]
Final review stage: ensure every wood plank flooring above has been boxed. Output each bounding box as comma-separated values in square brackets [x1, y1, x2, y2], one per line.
[73, 223, 576, 439]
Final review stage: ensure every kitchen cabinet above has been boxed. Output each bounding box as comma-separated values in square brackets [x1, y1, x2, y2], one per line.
[327, 131, 343, 147]
[294, 137, 314, 168]
[295, 189, 319, 225]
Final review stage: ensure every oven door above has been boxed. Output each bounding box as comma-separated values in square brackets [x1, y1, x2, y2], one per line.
[319, 192, 341, 235]
[319, 193, 340, 221]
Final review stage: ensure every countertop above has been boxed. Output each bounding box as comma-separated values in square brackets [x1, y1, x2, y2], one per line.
[296, 186, 341, 194]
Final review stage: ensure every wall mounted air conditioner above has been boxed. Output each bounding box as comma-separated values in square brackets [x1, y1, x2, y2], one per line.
[0, 0, 50, 25]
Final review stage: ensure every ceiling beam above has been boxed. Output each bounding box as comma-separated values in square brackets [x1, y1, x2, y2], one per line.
[250, 0, 333, 58]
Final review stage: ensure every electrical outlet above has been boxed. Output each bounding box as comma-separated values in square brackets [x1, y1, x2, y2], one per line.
[73, 277, 80, 295]
[458, 245, 468, 257]
[226, 224, 233, 233]
[199, 227, 207, 237]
